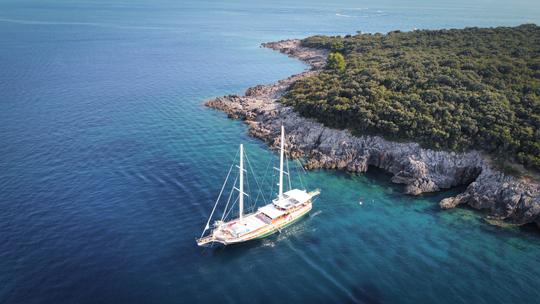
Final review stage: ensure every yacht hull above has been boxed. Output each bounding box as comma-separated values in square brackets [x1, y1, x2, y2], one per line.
[197, 203, 312, 247]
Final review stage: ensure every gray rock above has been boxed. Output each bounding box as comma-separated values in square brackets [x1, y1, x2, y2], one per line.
[205, 39, 540, 230]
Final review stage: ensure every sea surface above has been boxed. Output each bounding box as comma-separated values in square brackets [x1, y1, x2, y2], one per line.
[1, 0, 540, 303]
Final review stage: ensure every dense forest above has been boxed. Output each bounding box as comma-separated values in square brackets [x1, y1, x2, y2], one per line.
[280, 24, 540, 171]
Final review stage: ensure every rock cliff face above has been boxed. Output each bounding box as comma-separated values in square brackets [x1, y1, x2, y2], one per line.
[206, 39, 540, 229]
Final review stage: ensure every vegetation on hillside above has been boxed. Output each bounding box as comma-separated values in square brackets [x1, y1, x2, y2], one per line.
[280, 24, 540, 170]
[326, 52, 346, 72]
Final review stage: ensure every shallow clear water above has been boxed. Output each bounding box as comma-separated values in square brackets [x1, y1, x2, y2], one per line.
[1, 0, 540, 303]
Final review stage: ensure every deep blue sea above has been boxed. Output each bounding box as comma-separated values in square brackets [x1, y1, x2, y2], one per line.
[1, 0, 540, 303]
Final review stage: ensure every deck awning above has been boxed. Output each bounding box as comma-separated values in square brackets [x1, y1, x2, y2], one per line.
[274, 189, 311, 209]
[259, 204, 285, 219]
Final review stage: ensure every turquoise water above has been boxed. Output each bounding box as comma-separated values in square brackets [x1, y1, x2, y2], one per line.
[1, 0, 540, 303]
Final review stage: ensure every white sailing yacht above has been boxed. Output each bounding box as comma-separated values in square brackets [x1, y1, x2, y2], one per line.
[196, 126, 320, 247]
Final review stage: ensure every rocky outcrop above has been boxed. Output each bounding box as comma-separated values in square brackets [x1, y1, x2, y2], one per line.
[205, 39, 540, 229]
[440, 167, 540, 225]
[262, 40, 328, 69]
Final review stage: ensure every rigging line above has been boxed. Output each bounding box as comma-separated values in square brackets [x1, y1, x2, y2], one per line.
[292, 160, 301, 190]
[295, 158, 309, 190]
[244, 152, 253, 212]
[244, 151, 258, 201]
[250, 173, 255, 212]
[245, 161, 255, 213]
[300, 158, 309, 175]
[266, 153, 279, 196]
[259, 153, 274, 202]
[286, 152, 292, 191]
[220, 172, 239, 222]
[270, 155, 277, 198]
[245, 150, 268, 207]
[200, 148, 239, 238]
[296, 159, 307, 190]
[224, 195, 240, 221]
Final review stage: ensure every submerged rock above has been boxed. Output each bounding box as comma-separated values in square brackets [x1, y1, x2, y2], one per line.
[205, 39, 540, 230]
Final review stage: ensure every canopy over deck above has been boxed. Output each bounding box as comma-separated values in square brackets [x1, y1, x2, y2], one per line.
[259, 204, 285, 219]
[273, 189, 311, 209]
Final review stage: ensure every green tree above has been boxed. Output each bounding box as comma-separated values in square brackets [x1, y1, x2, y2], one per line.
[331, 41, 344, 52]
[327, 52, 346, 72]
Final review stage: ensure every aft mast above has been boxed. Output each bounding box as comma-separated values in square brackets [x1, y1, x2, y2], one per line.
[278, 125, 285, 201]
[239, 144, 244, 222]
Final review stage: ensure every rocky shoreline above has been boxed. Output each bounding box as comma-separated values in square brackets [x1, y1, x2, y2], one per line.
[206, 39, 540, 229]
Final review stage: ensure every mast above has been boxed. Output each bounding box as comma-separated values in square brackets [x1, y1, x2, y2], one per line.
[278, 125, 285, 201]
[239, 144, 244, 222]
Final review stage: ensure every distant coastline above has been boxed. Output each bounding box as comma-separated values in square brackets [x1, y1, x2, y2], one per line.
[205, 28, 540, 230]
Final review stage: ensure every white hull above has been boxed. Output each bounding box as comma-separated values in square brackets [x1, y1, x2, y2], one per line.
[197, 189, 319, 246]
